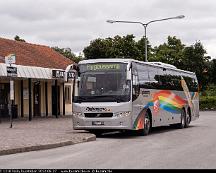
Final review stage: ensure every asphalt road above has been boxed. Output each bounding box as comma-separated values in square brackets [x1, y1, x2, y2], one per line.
[0, 111, 216, 169]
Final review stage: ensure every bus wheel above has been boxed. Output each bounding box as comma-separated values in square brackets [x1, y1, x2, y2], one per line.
[185, 111, 191, 128]
[175, 109, 186, 129]
[139, 111, 151, 136]
[88, 130, 103, 137]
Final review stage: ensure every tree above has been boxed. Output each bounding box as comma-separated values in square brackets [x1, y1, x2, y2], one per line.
[152, 36, 185, 68]
[83, 38, 110, 59]
[208, 59, 216, 85]
[136, 37, 154, 61]
[52, 47, 83, 63]
[83, 34, 212, 89]
[83, 34, 151, 60]
[14, 35, 26, 42]
[182, 41, 211, 90]
[151, 37, 210, 90]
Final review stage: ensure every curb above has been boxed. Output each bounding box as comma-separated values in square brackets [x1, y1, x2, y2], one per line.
[0, 135, 96, 156]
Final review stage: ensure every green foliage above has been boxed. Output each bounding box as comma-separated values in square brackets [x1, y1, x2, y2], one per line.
[152, 36, 185, 68]
[151, 37, 210, 90]
[83, 35, 151, 60]
[83, 34, 214, 90]
[200, 85, 216, 110]
[182, 42, 210, 90]
[14, 35, 26, 42]
[208, 59, 216, 84]
[136, 37, 154, 61]
[201, 85, 216, 96]
[200, 96, 216, 110]
[52, 47, 83, 63]
[83, 38, 108, 59]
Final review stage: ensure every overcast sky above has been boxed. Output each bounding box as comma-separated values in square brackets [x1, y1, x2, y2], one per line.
[0, 0, 216, 58]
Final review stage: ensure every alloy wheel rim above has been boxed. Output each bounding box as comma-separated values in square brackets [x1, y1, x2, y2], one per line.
[145, 116, 150, 130]
[182, 111, 185, 126]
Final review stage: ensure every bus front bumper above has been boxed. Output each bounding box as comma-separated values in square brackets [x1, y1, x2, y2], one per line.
[72, 116, 132, 130]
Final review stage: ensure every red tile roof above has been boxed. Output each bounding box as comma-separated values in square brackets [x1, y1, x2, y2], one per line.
[0, 37, 73, 69]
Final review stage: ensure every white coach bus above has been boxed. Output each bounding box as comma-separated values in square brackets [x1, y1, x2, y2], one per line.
[72, 59, 199, 136]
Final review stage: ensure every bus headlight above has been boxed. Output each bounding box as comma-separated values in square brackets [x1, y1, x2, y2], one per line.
[114, 111, 131, 117]
[72, 112, 83, 117]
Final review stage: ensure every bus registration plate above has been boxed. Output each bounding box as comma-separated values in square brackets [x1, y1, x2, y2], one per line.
[92, 121, 104, 126]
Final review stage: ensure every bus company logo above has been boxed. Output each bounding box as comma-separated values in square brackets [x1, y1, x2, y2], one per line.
[86, 107, 111, 112]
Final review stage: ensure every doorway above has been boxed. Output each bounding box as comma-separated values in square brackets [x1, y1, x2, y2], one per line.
[52, 85, 60, 116]
[0, 83, 9, 118]
[33, 82, 41, 116]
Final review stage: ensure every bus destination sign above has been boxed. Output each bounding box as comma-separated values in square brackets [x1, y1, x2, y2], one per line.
[86, 64, 121, 71]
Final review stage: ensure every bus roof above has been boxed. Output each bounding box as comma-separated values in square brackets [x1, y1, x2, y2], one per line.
[78, 58, 195, 76]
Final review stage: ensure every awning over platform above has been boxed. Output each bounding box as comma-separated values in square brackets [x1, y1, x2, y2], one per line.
[0, 63, 64, 80]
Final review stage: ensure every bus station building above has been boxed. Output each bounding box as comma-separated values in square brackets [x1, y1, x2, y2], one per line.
[0, 37, 74, 120]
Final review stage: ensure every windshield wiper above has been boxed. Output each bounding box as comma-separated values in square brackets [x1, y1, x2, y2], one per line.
[75, 96, 87, 103]
[98, 95, 124, 103]
[76, 95, 128, 103]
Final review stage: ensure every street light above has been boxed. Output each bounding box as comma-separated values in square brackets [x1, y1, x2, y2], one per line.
[107, 15, 185, 62]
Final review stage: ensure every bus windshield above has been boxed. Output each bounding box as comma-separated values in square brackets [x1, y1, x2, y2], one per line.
[74, 63, 131, 103]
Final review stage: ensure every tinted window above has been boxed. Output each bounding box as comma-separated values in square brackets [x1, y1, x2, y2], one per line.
[73, 63, 131, 103]
[164, 70, 182, 90]
[147, 66, 160, 89]
[181, 73, 198, 92]
[136, 63, 149, 88]
[132, 63, 197, 92]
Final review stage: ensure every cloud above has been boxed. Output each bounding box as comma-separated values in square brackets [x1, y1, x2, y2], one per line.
[0, 0, 216, 58]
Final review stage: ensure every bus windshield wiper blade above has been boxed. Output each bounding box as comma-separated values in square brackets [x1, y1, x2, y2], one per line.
[101, 95, 123, 103]
[76, 96, 87, 102]
[76, 95, 126, 103]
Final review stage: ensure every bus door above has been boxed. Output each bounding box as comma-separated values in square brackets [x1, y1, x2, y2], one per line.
[131, 64, 142, 127]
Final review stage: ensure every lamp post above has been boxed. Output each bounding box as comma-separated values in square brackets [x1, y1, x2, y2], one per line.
[107, 15, 185, 62]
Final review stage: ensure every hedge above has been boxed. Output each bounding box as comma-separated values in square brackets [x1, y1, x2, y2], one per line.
[199, 96, 216, 110]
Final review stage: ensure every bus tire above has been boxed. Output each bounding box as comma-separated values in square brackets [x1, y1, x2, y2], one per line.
[88, 130, 103, 137]
[175, 109, 186, 129]
[139, 111, 151, 136]
[185, 109, 191, 128]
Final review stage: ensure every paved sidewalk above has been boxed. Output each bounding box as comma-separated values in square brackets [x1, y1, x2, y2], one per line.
[0, 116, 96, 156]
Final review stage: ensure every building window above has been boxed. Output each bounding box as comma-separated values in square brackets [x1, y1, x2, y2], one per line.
[65, 85, 72, 104]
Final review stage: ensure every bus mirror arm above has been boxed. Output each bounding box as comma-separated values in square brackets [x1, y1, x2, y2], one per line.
[127, 69, 131, 80]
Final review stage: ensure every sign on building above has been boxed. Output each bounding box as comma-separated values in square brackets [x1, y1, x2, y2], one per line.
[52, 70, 65, 78]
[65, 64, 76, 82]
[67, 71, 75, 80]
[5, 54, 16, 64]
[7, 66, 17, 77]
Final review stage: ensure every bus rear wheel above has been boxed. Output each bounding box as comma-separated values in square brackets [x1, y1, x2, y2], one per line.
[139, 111, 151, 136]
[175, 109, 186, 129]
[185, 110, 191, 128]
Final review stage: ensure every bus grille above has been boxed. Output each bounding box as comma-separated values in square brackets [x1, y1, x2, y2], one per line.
[84, 113, 113, 118]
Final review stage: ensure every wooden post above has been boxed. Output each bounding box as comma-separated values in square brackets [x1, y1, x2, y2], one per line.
[28, 78, 32, 121]
[45, 81, 48, 117]
[20, 80, 24, 117]
[55, 80, 58, 118]
[63, 83, 65, 115]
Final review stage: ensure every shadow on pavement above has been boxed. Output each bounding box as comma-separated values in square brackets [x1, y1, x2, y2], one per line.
[91, 125, 197, 139]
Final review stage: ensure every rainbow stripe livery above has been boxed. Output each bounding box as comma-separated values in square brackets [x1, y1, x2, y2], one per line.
[145, 90, 187, 114]
[133, 110, 145, 130]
